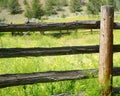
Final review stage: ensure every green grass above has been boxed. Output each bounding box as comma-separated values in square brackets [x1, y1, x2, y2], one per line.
[1, 17, 120, 96]
[43, 15, 100, 23]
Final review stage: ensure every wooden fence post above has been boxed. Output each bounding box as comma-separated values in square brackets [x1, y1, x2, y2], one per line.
[99, 5, 114, 96]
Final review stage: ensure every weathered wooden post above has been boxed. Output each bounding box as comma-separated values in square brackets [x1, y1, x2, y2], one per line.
[99, 5, 114, 96]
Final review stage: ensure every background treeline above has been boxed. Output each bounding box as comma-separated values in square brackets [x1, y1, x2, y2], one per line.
[0, 0, 22, 14]
[0, 0, 120, 19]
[87, 0, 120, 14]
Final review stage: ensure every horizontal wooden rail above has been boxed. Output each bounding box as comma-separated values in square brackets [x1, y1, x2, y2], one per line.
[113, 87, 120, 94]
[0, 45, 98, 58]
[0, 45, 120, 58]
[0, 20, 120, 32]
[0, 67, 120, 88]
[0, 20, 100, 32]
[114, 22, 120, 29]
[0, 69, 98, 88]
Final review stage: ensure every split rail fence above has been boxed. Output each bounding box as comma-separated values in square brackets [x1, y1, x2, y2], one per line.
[0, 5, 120, 96]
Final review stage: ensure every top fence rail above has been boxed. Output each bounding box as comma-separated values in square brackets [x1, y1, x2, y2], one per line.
[0, 20, 120, 32]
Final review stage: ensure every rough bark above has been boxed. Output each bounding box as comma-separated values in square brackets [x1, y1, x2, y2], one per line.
[0, 69, 98, 88]
[0, 45, 99, 58]
[0, 20, 100, 32]
[99, 5, 114, 96]
[0, 67, 120, 88]
[0, 45, 120, 58]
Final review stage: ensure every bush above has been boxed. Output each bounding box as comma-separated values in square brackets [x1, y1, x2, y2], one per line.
[23, 0, 28, 5]
[45, 0, 57, 16]
[86, 0, 102, 15]
[24, 0, 44, 19]
[8, 0, 22, 14]
[24, 4, 32, 19]
[0, 0, 9, 8]
[32, 0, 44, 19]
[69, 0, 81, 13]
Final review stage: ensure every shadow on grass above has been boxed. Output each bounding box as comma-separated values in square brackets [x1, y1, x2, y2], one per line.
[45, 29, 99, 38]
[45, 32, 71, 38]
[0, 32, 5, 36]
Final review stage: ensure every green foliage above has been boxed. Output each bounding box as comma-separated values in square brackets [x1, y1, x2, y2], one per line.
[45, 0, 57, 15]
[24, 0, 44, 19]
[0, 0, 8, 8]
[44, 0, 68, 15]
[56, 0, 68, 11]
[115, 0, 120, 11]
[69, 0, 81, 12]
[31, 0, 44, 19]
[45, 0, 68, 15]
[24, 4, 33, 19]
[61, 0, 68, 6]
[23, 0, 28, 5]
[7, 0, 22, 14]
[0, 0, 22, 14]
[87, 0, 120, 15]
[86, 0, 103, 14]
[0, 29, 101, 96]
[105, 0, 120, 11]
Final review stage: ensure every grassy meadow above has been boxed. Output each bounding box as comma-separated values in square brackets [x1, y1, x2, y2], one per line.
[1, 16, 120, 96]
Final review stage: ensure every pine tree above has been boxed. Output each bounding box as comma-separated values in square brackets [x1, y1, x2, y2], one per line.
[69, 0, 81, 12]
[23, 0, 28, 5]
[31, 0, 44, 19]
[86, 0, 103, 14]
[24, 4, 33, 19]
[24, 0, 44, 19]
[87, 0, 119, 15]
[45, 0, 57, 15]
[105, 0, 118, 11]
[8, 0, 22, 14]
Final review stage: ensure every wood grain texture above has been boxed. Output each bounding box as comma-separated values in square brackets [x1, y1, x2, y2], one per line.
[99, 5, 114, 96]
[0, 67, 120, 88]
[1, 45, 120, 58]
[0, 45, 99, 58]
[0, 20, 100, 32]
[0, 69, 98, 88]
